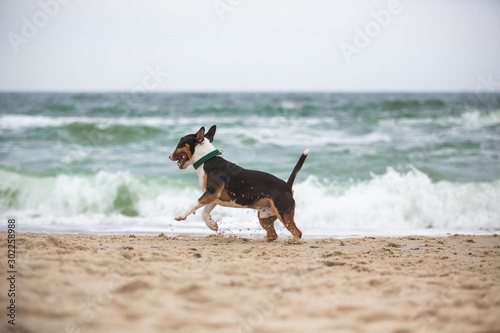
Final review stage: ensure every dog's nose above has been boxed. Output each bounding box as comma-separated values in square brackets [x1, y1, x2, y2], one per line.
[169, 146, 177, 161]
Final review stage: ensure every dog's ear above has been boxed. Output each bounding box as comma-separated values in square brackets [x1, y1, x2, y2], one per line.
[195, 127, 205, 143]
[205, 125, 216, 143]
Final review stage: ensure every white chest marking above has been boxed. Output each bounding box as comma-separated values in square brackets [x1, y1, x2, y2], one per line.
[197, 167, 206, 191]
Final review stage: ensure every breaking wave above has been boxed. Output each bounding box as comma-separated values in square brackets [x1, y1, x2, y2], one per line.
[1, 166, 499, 235]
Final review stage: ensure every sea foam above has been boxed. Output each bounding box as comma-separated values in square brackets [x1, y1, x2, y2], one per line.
[2, 167, 499, 235]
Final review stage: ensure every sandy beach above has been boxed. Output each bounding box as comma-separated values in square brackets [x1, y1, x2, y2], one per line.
[2, 232, 499, 333]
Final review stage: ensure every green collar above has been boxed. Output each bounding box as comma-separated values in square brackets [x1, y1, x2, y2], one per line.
[193, 150, 220, 170]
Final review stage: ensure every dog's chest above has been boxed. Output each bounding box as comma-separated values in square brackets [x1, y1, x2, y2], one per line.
[196, 167, 206, 191]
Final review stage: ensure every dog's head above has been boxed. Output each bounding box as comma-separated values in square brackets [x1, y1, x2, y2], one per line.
[169, 125, 217, 169]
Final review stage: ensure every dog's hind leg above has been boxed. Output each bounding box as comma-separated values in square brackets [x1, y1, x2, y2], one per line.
[280, 213, 302, 239]
[202, 202, 218, 231]
[258, 212, 278, 241]
[271, 195, 302, 239]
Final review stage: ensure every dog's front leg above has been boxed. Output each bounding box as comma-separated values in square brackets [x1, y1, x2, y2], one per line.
[202, 202, 218, 231]
[175, 201, 205, 221]
[175, 185, 223, 222]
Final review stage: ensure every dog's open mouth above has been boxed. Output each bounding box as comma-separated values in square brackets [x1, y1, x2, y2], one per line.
[176, 153, 187, 169]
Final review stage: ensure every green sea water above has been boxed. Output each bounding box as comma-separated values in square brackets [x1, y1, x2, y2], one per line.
[1, 92, 499, 236]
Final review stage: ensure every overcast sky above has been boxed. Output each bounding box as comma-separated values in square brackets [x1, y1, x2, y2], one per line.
[1, 0, 499, 92]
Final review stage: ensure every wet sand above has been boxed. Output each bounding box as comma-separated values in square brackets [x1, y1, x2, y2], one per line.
[2, 233, 500, 333]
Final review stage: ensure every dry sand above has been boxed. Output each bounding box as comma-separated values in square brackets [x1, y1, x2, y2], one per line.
[1, 232, 500, 333]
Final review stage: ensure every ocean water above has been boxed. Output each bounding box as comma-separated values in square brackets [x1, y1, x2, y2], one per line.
[1, 92, 499, 238]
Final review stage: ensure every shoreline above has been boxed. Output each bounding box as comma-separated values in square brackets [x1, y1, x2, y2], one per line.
[15, 226, 500, 239]
[2, 232, 500, 332]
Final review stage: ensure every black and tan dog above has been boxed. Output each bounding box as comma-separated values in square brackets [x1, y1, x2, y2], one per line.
[169, 125, 309, 240]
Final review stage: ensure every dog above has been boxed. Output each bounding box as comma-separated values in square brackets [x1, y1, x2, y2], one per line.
[169, 125, 309, 241]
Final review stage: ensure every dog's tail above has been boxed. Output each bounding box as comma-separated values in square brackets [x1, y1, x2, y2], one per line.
[287, 149, 310, 188]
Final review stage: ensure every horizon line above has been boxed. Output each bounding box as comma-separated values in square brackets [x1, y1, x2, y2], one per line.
[1, 90, 499, 94]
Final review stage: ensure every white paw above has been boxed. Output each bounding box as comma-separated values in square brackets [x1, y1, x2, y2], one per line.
[205, 220, 218, 232]
[175, 213, 188, 221]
